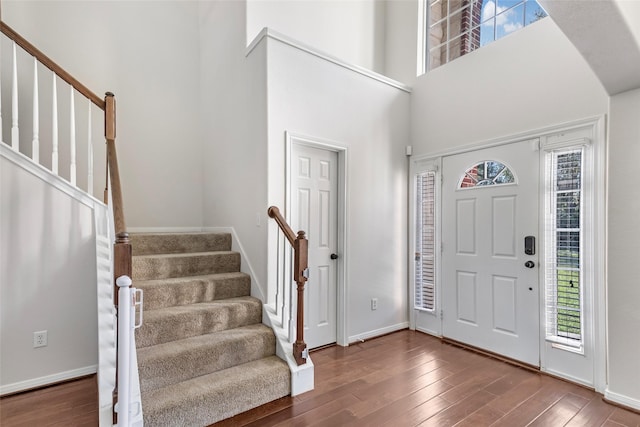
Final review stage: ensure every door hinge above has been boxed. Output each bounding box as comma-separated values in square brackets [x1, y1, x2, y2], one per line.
[440, 310, 443, 320]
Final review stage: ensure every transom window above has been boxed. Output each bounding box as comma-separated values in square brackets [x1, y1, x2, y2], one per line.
[458, 160, 515, 188]
[426, 0, 548, 71]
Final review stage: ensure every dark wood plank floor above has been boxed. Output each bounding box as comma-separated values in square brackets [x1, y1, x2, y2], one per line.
[0, 374, 98, 426]
[1, 330, 639, 426]
[216, 330, 640, 427]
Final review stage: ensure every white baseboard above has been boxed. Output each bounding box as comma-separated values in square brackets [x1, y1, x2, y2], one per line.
[0, 365, 97, 396]
[605, 389, 640, 412]
[348, 322, 409, 344]
[204, 227, 266, 303]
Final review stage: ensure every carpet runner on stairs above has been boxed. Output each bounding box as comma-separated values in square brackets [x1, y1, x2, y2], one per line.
[131, 232, 290, 426]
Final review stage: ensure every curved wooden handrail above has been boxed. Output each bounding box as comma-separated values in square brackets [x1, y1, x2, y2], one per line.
[0, 21, 105, 109]
[268, 206, 308, 365]
[267, 206, 296, 245]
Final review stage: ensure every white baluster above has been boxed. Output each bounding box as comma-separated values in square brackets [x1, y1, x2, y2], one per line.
[32, 58, 40, 163]
[87, 102, 93, 196]
[11, 42, 19, 151]
[69, 87, 76, 185]
[52, 74, 58, 175]
[0, 50, 3, 138]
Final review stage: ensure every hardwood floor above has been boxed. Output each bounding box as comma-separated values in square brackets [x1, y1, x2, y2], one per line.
[0, 375, 98, 426]
[1, 330, 639, 426]
[217, 330, 640, 427]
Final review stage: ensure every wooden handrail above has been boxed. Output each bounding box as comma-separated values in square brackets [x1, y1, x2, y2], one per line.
[267, 206, 296, 245]
[0, 21, 105, 110]
[1, 19, 130, 424]
[268, 206, 308, 365]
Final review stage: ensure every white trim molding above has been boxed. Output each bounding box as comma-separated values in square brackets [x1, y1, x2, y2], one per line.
[605, 389, 640, 412]
[246, 28, 412, 93]
[349, 322, 410, 344]
[1, 142, 104, 210]
[0, 365, 97, 396]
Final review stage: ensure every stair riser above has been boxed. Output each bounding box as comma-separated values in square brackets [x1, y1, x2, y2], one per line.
[131, 233, 232, 256]
[138, 328, 276, 392]
[136, 299, 262, 348]
[138, 275, 250, 310]
[133, 252, 240, 280]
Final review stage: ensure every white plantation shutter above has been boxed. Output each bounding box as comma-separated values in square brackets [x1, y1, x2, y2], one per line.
[416, 171, 436, 311]
[544, 147, 584, 348]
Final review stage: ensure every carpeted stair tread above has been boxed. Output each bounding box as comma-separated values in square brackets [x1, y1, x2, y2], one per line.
[136, 297, 262, 348]
[141, 356, 291, 427]
[131, 232, 231, 256]
[135, 272, 250, 310]
[133, 251, 240, 280]
[138, 324, 276, 393]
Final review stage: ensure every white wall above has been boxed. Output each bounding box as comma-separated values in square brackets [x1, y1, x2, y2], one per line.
[1, 155, 99, 393]
[199, 0, 270, 295]
[383, 0, 420, 85]
[246, 0, 387, 74]
[411, 18, 609, 154]
[264, 36, 411, 341]
[2, 1, 204, 228]
[606, 87, 640, 408]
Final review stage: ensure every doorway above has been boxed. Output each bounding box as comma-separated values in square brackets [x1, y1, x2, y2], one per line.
[288, 134, 346, 349]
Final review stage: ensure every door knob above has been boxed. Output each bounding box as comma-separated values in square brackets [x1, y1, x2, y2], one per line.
[330, 253, 338, 260]
[524, 260, 535, 268]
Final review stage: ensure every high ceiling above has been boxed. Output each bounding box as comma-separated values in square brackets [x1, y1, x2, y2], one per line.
[538, 0, 640, 95]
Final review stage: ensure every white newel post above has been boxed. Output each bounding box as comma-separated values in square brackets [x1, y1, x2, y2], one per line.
[116, 276, 132, 427]
[115, 275, 143, 427]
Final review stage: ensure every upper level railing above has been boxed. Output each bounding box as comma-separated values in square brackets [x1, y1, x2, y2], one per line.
[268, 206, 309, 365]
[1, 19, 131, 423]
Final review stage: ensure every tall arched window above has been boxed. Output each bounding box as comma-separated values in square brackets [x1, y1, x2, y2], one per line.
[426, 0, 547, 71]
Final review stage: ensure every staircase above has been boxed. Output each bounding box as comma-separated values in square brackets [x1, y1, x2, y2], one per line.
[131, 232, 291, 426]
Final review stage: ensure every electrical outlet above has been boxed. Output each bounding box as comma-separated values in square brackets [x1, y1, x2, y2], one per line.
[33, 330, 48, 348]
[371, 298, 378, 311]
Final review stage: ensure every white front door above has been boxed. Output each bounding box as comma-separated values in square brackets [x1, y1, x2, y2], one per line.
[441, 140, 540, 366]
[291, 143, 338, 349]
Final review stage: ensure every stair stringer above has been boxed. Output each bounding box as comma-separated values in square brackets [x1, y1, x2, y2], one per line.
[263, 306, 314, 396]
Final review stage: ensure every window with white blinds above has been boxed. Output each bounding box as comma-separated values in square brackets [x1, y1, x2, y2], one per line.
[544, 147, 584, 348]
[415, 171, 437, 311]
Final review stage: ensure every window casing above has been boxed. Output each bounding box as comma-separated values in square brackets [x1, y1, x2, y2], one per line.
[544, 147, 585, 349]
[425, 0, 548, 71]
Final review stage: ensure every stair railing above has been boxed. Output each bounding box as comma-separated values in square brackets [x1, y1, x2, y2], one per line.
[268, 206, 309, 365]
[1, 20, 135, 425]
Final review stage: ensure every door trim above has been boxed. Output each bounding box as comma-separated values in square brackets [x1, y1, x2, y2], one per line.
[410, 116, 606, 392]
[286, 131, 348, 347]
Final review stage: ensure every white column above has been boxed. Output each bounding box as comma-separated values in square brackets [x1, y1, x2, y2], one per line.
[11, 42, 19, 151]
[52, 74, 58, 175]
[32, 58, 40, 163]
[69, 87, 76, 185]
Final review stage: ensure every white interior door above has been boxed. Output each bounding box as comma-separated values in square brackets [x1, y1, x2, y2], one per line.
[291, 143, 338, 349]
[442, 140, 540, 366]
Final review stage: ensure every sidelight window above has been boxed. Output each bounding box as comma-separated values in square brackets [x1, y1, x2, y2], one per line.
[415, 171, 437, 311]
[544, 148, 584, 347]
